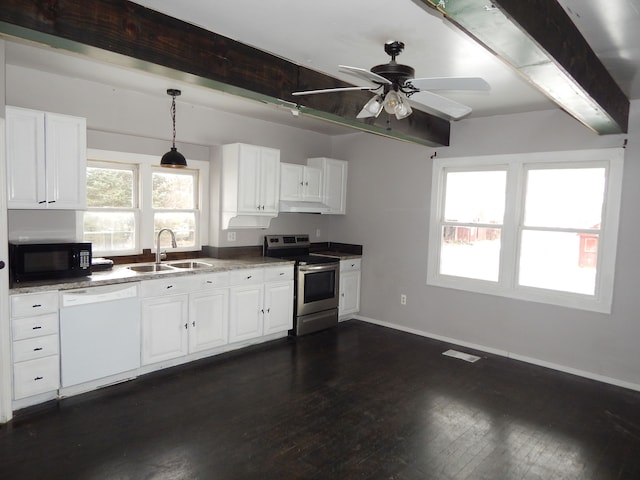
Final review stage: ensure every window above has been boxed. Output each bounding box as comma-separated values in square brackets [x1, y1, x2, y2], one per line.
[152, 169, 198, 248]
[427, 149, 624, 313]
[82, 150, 208, 256]
[84, 161, 139, 254]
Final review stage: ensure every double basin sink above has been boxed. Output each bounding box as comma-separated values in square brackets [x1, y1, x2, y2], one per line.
[127, 261, 212, 273]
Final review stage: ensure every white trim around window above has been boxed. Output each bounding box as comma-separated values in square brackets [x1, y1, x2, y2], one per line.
[427, 148, 624, 313]
[80, 149, 210, 256]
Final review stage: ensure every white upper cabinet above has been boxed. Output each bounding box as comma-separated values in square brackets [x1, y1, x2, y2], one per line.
[307, 157, 348, 214]
[6, 106, 87, 210]
[280, 163, 323, 202]
[222, 143, 280, 229]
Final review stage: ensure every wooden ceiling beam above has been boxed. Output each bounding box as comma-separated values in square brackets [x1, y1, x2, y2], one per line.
[0, 0, 450, 146]
[416, 0, 629, 134]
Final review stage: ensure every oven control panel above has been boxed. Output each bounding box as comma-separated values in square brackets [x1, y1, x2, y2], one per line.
[264, 234, 310, 250]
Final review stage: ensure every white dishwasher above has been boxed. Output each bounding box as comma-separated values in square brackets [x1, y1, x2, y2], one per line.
[60, 282, 141, 389]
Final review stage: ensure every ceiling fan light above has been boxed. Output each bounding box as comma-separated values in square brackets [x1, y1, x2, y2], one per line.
[383, 90, 401, 114]
[395, 98, 413, 119]
[357, 95, 383, 118]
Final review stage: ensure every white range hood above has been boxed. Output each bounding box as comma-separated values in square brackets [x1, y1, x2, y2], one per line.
[222, 213, 274, 229]
[278, 200, 329, 214]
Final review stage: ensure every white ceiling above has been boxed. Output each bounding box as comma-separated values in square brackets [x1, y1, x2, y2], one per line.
[4, 0, 640, 136]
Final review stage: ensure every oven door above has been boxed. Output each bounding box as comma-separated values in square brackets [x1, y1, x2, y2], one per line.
[296, 263, 339, 316]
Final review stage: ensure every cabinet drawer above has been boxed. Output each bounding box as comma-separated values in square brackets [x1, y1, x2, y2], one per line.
[13, 356, 60, 400]
[229, 268, 264, 286]
[13, 335, 59, 362]
[140, 277, 199, 297]
[11, 291, 59, 317]
[340, 258, 361, 272]
[264, 265, 294, 282]
[196, 271, 230, 290]
[12, 313, 59, 341]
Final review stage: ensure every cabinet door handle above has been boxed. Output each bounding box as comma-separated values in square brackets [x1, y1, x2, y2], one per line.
[300, 181, 304, 186]
[246, 275, 252, 279]
[34, 376, 43, 381]
[32, 304, 42, 308]
[33, 347, 43, 351]
[32, 326, 42, 330]
[48, 200, 56, 204]
[192, 321, 196, 327]
[184, 323, 188, 330]
[166, 285, 173, 289]
[279, 272, 284, 276]
[206, 280, 213, 284]
[38, 200, 47, 204]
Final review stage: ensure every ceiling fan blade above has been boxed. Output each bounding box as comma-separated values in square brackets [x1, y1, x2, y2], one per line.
[408, 90, 472, 120]
[409, 77, 490, 91]
[292, 86, 374, 96]
[338, 65, 392, 86]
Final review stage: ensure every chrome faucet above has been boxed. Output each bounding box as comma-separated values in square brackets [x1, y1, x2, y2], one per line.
[155, 228, 177, 265]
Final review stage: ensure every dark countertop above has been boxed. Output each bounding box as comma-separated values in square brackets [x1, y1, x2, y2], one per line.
[9, 256, 294, 294]
[313, 251, 362, 260]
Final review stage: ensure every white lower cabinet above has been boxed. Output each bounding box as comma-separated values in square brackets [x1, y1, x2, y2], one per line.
[10, 291, 60, 402]
[229, 268, 265, 343]
[229, 265, 294, 343]
[13, 357, 60, 400]
[8, 264, 293, 410]
[339, 259, 362, 319]
[141, 267, 293, 365]
[189, 272, 230, 352]
[140, 276, 197, 365]
[263, 267, 294, 335]
[141, 294, 190, 365]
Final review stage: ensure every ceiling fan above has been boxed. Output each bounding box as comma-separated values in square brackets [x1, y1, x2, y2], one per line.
[292, 41, 490, 121]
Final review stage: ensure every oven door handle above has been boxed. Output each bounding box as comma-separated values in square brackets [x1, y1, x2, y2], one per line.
[298, 264, 338, 273]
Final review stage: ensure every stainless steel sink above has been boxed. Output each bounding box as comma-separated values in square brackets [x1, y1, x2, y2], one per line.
[127, 264, 177, 273]
[168, 261, 212, 269]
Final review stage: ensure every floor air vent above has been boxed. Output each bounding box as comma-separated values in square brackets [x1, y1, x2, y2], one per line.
[442, 349, 481, 363]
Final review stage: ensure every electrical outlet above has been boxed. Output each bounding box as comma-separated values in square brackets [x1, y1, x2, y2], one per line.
[227, 231, 236, 242]
[400, 294, 407, 305]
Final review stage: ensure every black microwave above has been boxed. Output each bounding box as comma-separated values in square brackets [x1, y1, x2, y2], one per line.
[9, 242, 92, 284]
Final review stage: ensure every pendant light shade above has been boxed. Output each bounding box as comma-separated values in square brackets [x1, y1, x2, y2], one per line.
[161, 89, 187, 168]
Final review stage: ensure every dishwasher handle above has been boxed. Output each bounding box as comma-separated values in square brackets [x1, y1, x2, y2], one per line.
[61, 283, 139, 307]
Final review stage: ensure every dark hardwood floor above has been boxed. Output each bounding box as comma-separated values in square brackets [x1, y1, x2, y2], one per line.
[1, 320, 639, 479]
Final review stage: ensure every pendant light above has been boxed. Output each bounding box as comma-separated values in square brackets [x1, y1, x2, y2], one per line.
[160, 88, 187, 168]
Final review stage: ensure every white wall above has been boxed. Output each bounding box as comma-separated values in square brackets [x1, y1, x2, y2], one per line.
[332, 104, 640, 389]
[5, 64, 343, 247]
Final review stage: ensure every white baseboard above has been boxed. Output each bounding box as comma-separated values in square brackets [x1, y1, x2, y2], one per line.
[354, 315, 640, 393]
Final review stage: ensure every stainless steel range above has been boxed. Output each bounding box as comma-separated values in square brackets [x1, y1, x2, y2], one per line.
[264, 234, 340, 336]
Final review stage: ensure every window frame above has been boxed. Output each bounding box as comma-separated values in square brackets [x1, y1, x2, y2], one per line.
[84, 160, 140, 256]
[80, 149, 209, 257]
[150, 166, 200, 250]
[427, 148, 624, 313]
